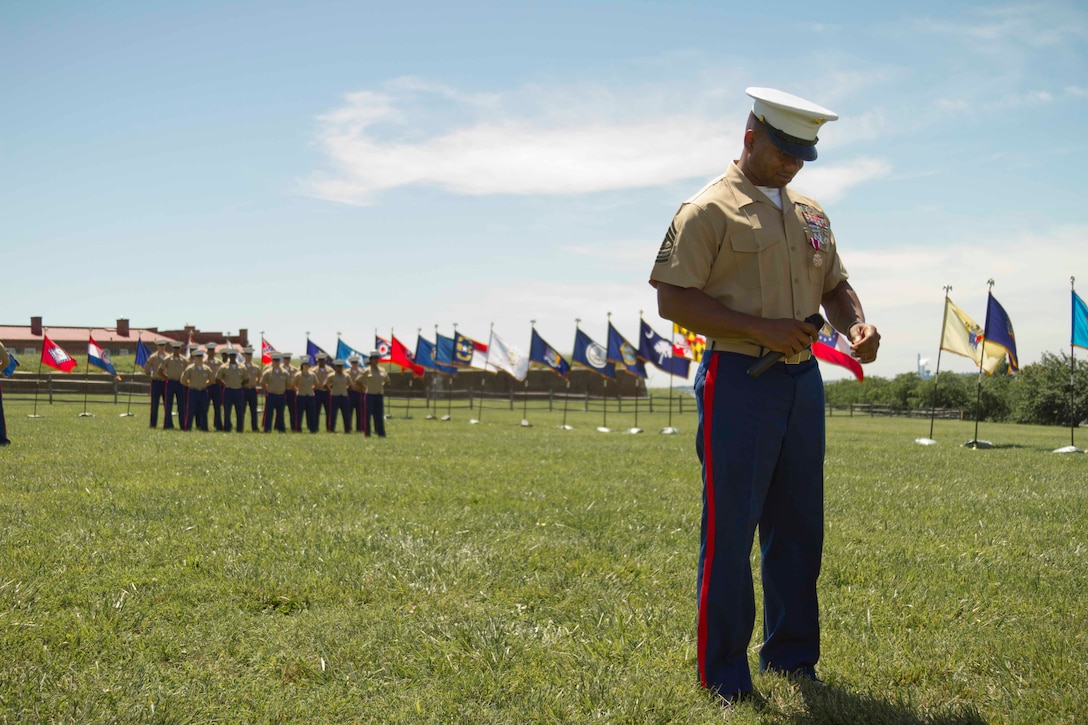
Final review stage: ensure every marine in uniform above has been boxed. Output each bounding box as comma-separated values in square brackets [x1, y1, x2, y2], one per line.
[359, 351, 390, 437]
[293, 360, 320, 433]
[347, 356, 366, 433]
[217, 350, 249, 432]
[144, 340, 169, 428]
[281, 353, 299, 432]
[261, 352, 290, 433]
[161, 342, 189, 430]
[650, 88, 880, 703]
[0, 341, 11, 446]
[204, 342, 224, 431]
[312, 353, 333, 431]
[324, 359, 353, 433]
[242, 347, 261, 431]
[180, 349, 213, 431]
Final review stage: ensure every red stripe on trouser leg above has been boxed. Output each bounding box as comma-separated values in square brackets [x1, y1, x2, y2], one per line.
[697, 355, 718, 689]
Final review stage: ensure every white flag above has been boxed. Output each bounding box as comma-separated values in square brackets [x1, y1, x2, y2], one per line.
[485, 331, 529, 381]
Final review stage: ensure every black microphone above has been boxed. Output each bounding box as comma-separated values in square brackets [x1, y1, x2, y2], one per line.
[746, 313, 826, 378]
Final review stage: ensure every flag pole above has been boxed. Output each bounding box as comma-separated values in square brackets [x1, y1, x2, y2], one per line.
[121, 334, 142, 417]
[1055, 276, 1084, 453]
[79, 330, 93, 417]
[426, 324, 438, 420]
[522, 321, 535, 427]
[470, 324, 492, 425]
[559, 319, 577, 430]
[965, 280, 995, 449]
[916, 285, 952, 445]
[597, 315, 611, 433]
[30, 327, 46, 418]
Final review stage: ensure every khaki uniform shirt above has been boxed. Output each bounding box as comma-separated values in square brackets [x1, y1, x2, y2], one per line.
[181, 363, 213, 390]
[314, 365, 333, 388]
[294, 370, 318, 396]
[347, 365, 364, 391]
[281, 363, 295, 386]
[649, 161, 848, 353]
[144, 350, 168, 380]
[217, 363, 249, 389]
[357, 366, 389, 394]
[243, 361, 260, 389]
[262, 367, 291, 395]
[325, 371, 351, 396]
[205, 357, 221, 381]
[162, 355, 189, 381]
[0, 341, 9, 372]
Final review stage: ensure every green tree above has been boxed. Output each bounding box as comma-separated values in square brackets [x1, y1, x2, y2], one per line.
[1011, 352, 1088, 426]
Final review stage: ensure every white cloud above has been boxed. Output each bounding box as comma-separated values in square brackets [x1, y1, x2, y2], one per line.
[791, 158, 892, 203]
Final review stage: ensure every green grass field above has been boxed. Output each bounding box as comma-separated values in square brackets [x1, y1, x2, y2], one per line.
[1, 397, 1085, 724]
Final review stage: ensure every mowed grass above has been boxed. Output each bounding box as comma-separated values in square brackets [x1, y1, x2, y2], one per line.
[1, 398, 1085, 724]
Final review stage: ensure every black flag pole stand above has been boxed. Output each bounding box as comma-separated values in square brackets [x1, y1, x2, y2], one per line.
[916, 285, 952, 445]
[964, 280, 995, 449]
[121, 335, 142, 417]
[558, 379, 573, 430]
[79, 330, 95, 417]
[627, 377, 643, 434]
[661, 366, 680, 434]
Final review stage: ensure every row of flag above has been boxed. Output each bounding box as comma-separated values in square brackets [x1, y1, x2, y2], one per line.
[8, 289, 1084, 384]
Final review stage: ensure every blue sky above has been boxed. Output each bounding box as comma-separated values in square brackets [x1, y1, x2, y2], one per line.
[3, 1, 1085, 383]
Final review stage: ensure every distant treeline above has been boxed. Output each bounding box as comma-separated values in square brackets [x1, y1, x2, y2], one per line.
[824, 352, 1088, 425]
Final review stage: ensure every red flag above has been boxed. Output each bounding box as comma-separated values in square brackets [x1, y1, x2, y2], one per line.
[812, 326, 863, 381]
[390, 335, 425, 377]
[261, 337, 277, 366]
[42, 335, 77, 373]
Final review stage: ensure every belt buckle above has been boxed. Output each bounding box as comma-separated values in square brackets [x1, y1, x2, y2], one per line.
[784, 350, 810, 365]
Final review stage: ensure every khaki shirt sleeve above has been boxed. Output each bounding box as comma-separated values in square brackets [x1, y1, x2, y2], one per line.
[649, 203, 723, 290]
[0, 342, 9, 372]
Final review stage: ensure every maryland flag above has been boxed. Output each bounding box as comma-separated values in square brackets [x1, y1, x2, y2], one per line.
[672, 324, 706, 362]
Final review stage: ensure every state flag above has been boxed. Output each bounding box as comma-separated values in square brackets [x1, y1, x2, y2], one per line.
[673, 324, 706, 362]
[940, 298, 1005, 375]
[572, 329, 615, 379]
[2, 350, 20, 378]
[983, 292, 1019, 373]
[453, 332, 489, 370]
[485, 331, 529, 381]
[606, 323, 646, 378]
[1074, 291, 1088, 350]
[435, 333, 457, 370]
[306, 338, 329, 365]
[261, 337, 278, 366]
[337, 338, 366, 362]
[529, 329, 570, 379]
[390, 335, 425, 377]
[638, 320, 690, 378]
[88, 336, 120, 379]
[416, 337, 457, 375]
[42, 335, 77, 373]
[812, 325, 863, 381]
[134, 339, 151, 369]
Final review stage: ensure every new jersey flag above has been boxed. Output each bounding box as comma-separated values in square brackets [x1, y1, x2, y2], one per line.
[88, 336, 120, 379]
[529, 329, 570, 379]
[983, 292, 1019, 373]
[1072, 291, 1088, 350]
[638, 320, 690, 378]
[485, 331, 529, 381]
[42, 335, 77, 373]
[572, 329, 615, 378]
[812, 325, 863, 381]
[940, 298, 1005, 375]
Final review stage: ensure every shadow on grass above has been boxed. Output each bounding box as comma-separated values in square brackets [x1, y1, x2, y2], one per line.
[781, 680, 987, 725]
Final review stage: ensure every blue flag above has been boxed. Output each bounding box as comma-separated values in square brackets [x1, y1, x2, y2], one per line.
[1074, 291, 1088, 350]
[984, 292, 1019, 373]
[529, 329, 570, 379]
[306, 338, 329, 365]
[572, 329, 615, 378]
[637, 320, 690, 378]
[415, 337, 457, 375]
[134, 339, 151, 369]
[435, 334, 457, 370]
[2, 350, 19, 378]
[606, 323, 646, 378]
[336, 338, 365, 363]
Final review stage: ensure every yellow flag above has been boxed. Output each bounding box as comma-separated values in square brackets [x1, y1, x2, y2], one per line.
[940, 298, 1005, 374]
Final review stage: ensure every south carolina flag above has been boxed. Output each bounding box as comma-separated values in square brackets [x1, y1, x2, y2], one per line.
[89, 336, 120, 379]
[812, 325, 863, 381]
